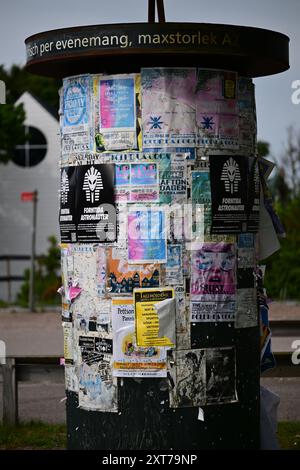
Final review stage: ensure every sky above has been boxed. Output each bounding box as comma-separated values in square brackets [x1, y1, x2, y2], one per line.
[0, 0, 299, 162]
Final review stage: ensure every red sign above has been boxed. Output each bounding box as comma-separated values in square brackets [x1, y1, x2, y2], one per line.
[21, 192, 35, 202]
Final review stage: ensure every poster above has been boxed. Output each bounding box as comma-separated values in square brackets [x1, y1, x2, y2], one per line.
[78, 332, 117, 412]
[169, 349, 206, 408]
[190, 242, 236, 322]
[115, 162, 159, 202]
[159, 153, 187, 204]
[134, 287, 175, 347]
[97, 74, 137, 150]
[59, 164, 116, 243]
[128, 208, 167, 263]
[165, 244, 183, 285]
[76, 164, 116, 243]
[59, 167, 77, 243]
[209, 155, 248, 233]
[206, 347, 237, 405]
[61, 75, 94, 154]
[142, 68, 197, 148]
[107, 247, 160, 293]
[111, 298, 167, 377]
[196, 69, 239, 149]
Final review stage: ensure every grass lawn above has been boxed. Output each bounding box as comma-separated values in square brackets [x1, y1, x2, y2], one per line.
[0, 421, 299, 449]
[0, 422, 66, 450]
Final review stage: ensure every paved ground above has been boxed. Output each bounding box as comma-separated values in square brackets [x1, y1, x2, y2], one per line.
[0, 303, 299, 424]
[0, 309, 63, 357]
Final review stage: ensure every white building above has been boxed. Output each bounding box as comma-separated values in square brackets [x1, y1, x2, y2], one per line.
[0, 92, 60, 302]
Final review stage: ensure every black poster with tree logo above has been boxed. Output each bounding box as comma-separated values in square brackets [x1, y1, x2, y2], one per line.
[59, 164, 116, 243]
[76, 164, 116, 243]
[209, 155, 249, 233]
[59, 166, 77, 243]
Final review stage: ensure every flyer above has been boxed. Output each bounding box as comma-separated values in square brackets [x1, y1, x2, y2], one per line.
[165, 244, 183, 285]
[141, 68, 197, 148]
[159, 153, 187, 204]
[169, 349, 206, 408]
[235, 288, 258, 328]
[174, 285, 190, 350]
[128, 208, 167, 263]
[111, 298, 167, 378]
[195, 69, 239, 149]
[237, 77, 256, 154]
[59, 167, 77, 243]
[191, 166, 212, 241]
[134, 287, 175, 347]
[114, 163, 130, 201]
[78, 332, 117, 412]
[61, 75, 94, 154]
[98, 74, 137, 150]
[107, 247, 160, 293]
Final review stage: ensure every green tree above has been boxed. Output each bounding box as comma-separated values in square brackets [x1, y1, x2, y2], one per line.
[0, 103, 26, 163]
[0, 64, 60, 108]
[17, 236, 61, 308]
[0, 64, 60, 164]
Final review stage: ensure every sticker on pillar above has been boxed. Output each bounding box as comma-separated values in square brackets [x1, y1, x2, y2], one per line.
[190, 242, 236, 322]
[134, 287, 175, 347]
[206, 347, 237, 405]
[98, 74, 137, 151]
[235, 288, 257, 328]
[130, 162, 159, 202]
[96, 246, 107, 297]
[141, 68, 197, 148]
[62, 322, 74, 364]
[112, 298, 167, 378]
[159, 153, 187, 204]
[107, 247, 160, 294]
[76, 164, 116, 243]
[174, 285, 190, 351]
[168, 349, 206, 408]
[209, 155, 248, 233]
[59, 167, 77, 243]
[165, 244, 183, 285]
[65, 365, 79, 393]
[128, 208, 167, 263]
[78, 333, 117, 412]
[196, 69, 238, 149]
[61, 75, 94, 154]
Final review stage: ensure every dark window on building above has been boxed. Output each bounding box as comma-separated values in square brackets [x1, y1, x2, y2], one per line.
[12, 125, 47, 167]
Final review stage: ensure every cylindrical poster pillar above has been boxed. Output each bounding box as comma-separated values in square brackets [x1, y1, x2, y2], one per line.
[25, 21, 289, 450]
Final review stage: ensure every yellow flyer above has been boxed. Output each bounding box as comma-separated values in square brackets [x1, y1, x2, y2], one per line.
[134, 287, 175, 347]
